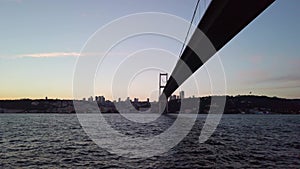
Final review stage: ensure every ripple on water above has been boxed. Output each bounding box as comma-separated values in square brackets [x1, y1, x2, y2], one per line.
[0, 114, 299, 168]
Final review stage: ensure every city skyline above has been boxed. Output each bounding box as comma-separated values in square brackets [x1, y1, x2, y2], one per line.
[0, 0, 299, 100]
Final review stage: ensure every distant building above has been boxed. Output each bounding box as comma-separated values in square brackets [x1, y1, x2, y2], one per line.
[82, 98, 86, 101]
[179, 91, 185, 99]
[99, 96, 105, 103]
[118, 98, 121, 102]
[134, 98, 139, 103]
[88, 96, 93, 102]
[170, 95, 177, 100]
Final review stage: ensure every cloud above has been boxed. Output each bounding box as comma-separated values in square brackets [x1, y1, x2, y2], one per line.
[18, 52, 81, 58]
[248, 55, 264, 64]
[263, 75, 300, 83]
[237, 69, 270, 82]
[288, 58, 300, 68]
[237, 68, 300, 88]
[81, 12, 89, 17]
[247, 73, 300, 91]
[0, 51, 130, 59]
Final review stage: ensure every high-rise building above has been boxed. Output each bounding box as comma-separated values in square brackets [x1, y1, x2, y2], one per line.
[88, 96, 93, 102]
[134, 98, 139, 103]
[179, 91, 185, 99]
[99, 96, 105, 103]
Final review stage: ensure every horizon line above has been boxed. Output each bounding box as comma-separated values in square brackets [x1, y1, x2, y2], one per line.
[0, 94, 299, 101]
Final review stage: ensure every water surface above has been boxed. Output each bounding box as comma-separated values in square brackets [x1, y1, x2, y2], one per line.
[1, 114, 299, 168]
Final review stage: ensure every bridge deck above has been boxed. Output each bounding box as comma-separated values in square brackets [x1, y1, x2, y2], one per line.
[162, 0, 275, 98]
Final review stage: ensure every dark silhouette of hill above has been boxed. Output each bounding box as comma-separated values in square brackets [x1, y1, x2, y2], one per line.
[0, 95, 299, 114]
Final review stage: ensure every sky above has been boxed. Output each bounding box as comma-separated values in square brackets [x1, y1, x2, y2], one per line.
[0, 0, 299, 100]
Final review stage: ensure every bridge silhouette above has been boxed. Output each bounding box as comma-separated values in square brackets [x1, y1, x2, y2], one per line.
[161, 0, 275, 99]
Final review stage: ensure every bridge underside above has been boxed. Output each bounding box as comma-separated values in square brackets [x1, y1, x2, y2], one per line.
[162, 0, 275, 98]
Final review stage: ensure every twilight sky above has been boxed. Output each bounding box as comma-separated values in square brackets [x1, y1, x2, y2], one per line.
[0, 0, 299, 100]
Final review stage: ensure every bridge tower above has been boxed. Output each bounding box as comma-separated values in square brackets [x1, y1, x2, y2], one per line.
[159, 73, 168, 113]
[159, 73, 168, 97]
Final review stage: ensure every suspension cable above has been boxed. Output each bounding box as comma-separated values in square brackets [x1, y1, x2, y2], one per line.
[178, 0, 201, 58]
